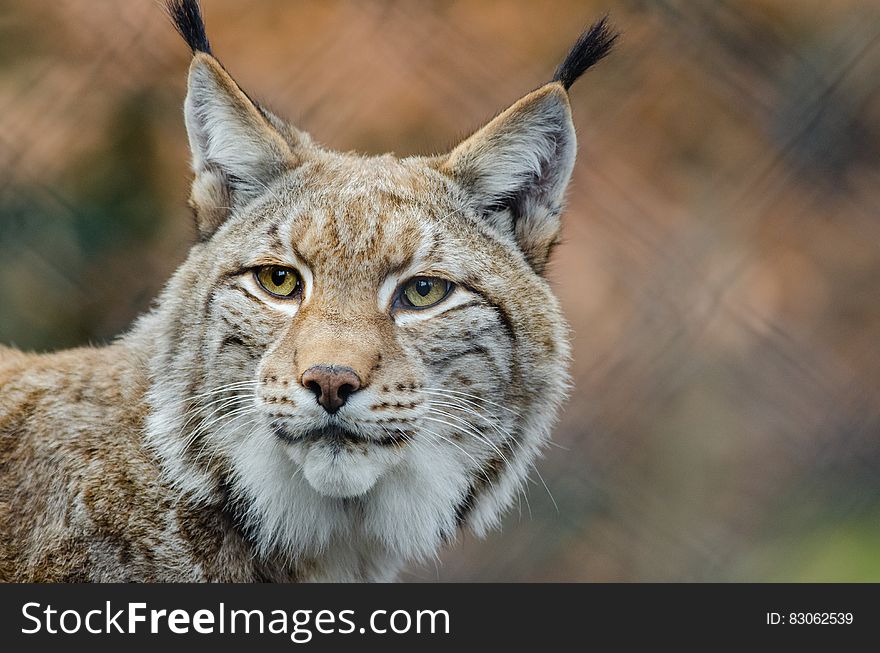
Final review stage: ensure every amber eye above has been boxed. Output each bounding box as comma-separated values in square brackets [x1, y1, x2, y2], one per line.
[255, 265, 300, 298]
[401, 277, 452, 309]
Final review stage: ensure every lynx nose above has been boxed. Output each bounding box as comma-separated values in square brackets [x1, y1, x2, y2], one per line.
[301, 365, 362, 414]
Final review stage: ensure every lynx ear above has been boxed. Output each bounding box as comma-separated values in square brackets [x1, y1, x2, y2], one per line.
[184, 54, 294, 238]
[166, 0, 297, 238]
[442, 84, 576, 273]
[442, 18, 617, 273]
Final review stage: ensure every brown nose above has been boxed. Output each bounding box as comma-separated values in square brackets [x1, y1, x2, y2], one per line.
[300, 365, 362, 414]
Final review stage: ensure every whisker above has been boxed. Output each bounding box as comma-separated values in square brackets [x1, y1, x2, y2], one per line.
[428, 399, 512, 443]
[419, 388, 521, 417]
[178, 393, 257, 440]
[183, 401, 257, 448]
[182, 380, 258, 403]
[420, 400, 536, 518]
[427, 407, 512, 468]
[418, 420, 497, 491]
[181, 391, 256, 419]
[423, 395, 534, 463]
[191, 409, 256, 463]
[532, 466, 559, 514]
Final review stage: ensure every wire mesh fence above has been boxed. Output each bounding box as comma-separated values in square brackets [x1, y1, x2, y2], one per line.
[1, 0, 879, 581]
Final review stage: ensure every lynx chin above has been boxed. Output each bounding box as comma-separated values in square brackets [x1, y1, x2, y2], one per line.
[0, 0, 616, 582]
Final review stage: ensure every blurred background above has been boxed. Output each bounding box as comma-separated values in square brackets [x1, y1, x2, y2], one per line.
[2, 0, 879, 581]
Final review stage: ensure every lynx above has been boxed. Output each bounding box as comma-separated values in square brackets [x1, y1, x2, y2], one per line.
[0, 0, 615, 581]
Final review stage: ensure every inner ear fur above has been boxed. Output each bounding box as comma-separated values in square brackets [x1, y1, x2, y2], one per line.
[440, 83, 577, 273]
[184, 54, 297, 239]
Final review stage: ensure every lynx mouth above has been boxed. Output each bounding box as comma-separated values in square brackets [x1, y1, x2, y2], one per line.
[272, 423, 408, 448]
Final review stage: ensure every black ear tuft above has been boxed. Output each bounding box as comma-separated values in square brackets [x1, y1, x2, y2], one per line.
[552, 17, 618, 90]
[165, 0, 212, 55]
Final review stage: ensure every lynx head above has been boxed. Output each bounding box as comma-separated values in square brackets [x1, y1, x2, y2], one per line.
[146, 0, 615, 571]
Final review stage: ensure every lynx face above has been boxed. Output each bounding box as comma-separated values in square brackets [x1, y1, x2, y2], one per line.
[143, 2, 615, 570]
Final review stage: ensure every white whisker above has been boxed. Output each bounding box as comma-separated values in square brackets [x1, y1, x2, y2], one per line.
[427, 406, 513, 468]
[419, 387, 521, 417]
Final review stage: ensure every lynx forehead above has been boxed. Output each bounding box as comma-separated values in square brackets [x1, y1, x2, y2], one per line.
[0, 0, 615, 582]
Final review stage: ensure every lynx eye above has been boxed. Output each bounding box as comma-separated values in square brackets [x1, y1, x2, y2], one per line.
[401, 277, 452, 309]
[255, 265, 300, 298]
